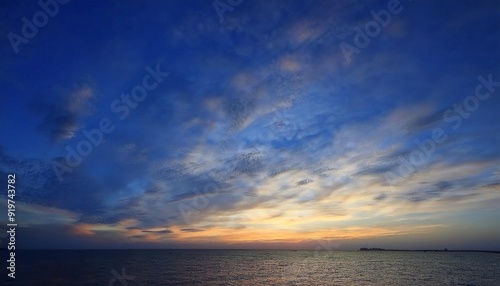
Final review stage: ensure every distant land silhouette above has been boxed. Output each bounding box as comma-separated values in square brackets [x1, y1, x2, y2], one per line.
[359, 248, 500, 254]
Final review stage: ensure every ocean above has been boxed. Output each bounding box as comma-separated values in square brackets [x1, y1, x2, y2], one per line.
[2, 250, 500, 285]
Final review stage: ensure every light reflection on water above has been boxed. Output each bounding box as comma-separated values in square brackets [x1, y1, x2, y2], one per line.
[2, 250, 500, 285]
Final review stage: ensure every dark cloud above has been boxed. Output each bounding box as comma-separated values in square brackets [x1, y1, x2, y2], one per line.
[39, 110, 79, 141]
[297, 178, 314, 186]
[268, 161, 302, 177]
[229, 151, 264, 176]
[155, 164, 194, 182]
[405, 108, 447, 133]
[156, 169, 229, 203]
[406, 181, 453, 202]
[141, 229, 173, 234]
[481, 182, 500, 189]
[32, 86, 94, 141]
[223, 96, 256, 131]
[354, 163, 399, 177]
[374, 193, 387, 201]
[180, 228, 204, 232]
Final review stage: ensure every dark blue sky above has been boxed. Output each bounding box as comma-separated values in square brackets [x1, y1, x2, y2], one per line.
[1, 0, 499, 249]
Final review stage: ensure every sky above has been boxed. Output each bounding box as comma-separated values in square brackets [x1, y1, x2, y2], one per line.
[0, 0, 499, 250]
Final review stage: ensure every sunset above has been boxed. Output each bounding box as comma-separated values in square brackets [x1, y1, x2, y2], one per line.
[1, 0, 499, 284]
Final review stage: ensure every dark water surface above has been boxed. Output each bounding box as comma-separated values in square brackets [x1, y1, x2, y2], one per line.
[2, 250, 500, 285]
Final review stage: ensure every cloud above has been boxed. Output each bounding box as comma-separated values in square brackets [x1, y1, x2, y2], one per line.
[141, 229, 173, 234]
[405, 181, 453, 202]
[374, 193, 387, 201]
[34, 85, 94, 141]
[0, 198, 78, 227]
[2, 0, 499, 249]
